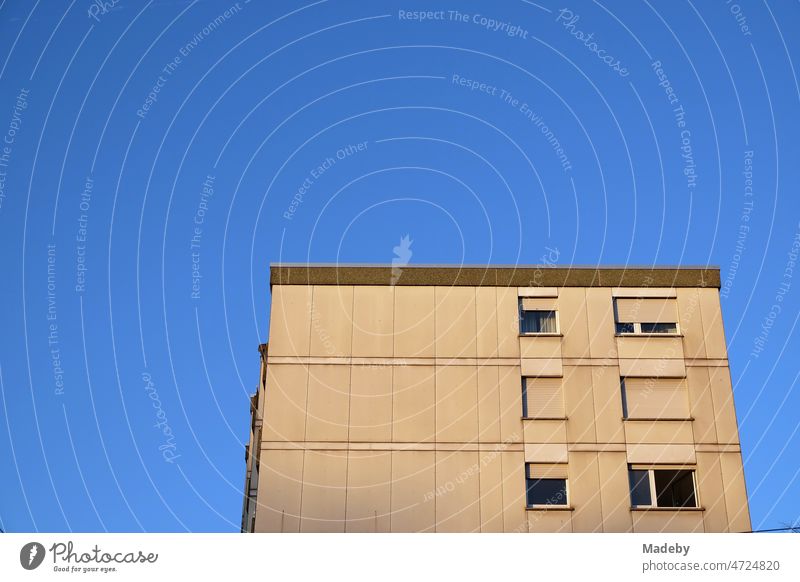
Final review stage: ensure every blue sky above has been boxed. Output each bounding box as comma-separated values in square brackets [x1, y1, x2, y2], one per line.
[0, 0, 798, 532]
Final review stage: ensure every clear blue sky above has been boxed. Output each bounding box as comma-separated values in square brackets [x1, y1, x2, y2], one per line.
[0, 0, 798, 532]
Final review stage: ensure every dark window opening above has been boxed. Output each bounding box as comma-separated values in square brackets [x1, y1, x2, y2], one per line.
[640, 322, 678, 334]
[654, 469, 697, 508]
[628, 467, 697, 508]
[615, 322, 635, 334]
[616, 322, 678, 334]
[620, 379, 629, 419]
[521, 378, 528, 417]
[628, 469, 652, 507]
[526, 478, 567, 507]
[525, 465, 568, 507]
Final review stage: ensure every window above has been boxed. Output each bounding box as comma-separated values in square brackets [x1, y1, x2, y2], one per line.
[616, 322, 635, 334]
[521, 378, 528, 417]
[629, 469, 652, 506]
[616, 321, 678, 334]
[621, 377, 689, 419]
[521, 377, 564, 418]
[519, 298, 558, 334]
[639, 322, 678, 333]
[521, 310, 557, 334]
[628, 466, 698, 508]
[614, 298, 679, 335]
[526, 464, 568, 507]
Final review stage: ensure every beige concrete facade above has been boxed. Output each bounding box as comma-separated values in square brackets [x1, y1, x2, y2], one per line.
[241, 265, 750, 533]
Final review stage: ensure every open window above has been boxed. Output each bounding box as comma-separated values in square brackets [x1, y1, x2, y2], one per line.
[614, 298, 679, 335]
[526, 464, 569, 508]
[628, 466, 698, 508]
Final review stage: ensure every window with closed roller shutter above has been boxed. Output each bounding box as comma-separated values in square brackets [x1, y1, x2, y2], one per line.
[522, 377, 564, 418]
[621, 377, 689, 419]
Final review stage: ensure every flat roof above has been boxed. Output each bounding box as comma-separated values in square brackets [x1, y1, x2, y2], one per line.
[270, 264, 720, 288]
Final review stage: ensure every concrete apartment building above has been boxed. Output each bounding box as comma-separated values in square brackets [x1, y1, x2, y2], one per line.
[241, 264, 750, 533]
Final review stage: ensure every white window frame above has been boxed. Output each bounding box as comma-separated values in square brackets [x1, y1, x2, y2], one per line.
[629, 465, 699, 509]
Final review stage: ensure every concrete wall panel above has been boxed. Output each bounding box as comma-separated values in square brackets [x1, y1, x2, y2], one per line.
[349, 365, 392, 442]
[269, 285, 312, 357]
[393, 365, 435, 442]
[394, 286, 435, 357]
[391, 451, 436, 532]
[300, 451, 348, 532]
[310, 286, 353, 357]
[254, 450, 304, 532]
[346, 451, 392, 532]
[352, 286, 394, 357]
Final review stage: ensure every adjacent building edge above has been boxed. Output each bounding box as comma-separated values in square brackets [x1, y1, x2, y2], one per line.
[241, 265, 751, 533]
[241, 343, 267, 533]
